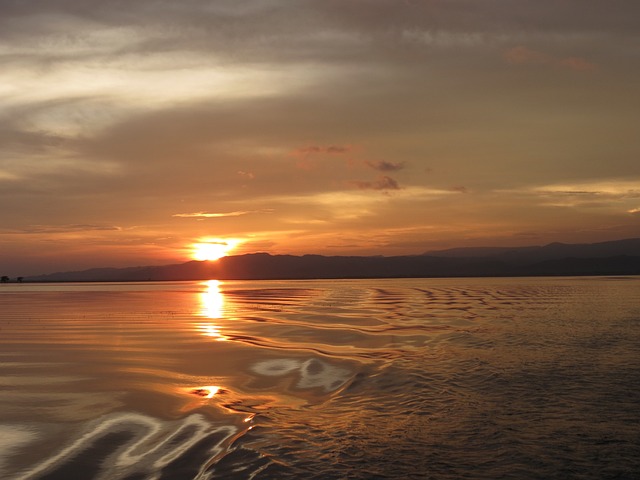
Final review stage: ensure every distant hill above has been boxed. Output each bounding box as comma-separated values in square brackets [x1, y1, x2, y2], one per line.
[25, 238, 640, 282]
[425, 238, 640, 264]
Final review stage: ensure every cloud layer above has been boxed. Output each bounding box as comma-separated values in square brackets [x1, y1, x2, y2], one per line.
[1, 0, 639, 275]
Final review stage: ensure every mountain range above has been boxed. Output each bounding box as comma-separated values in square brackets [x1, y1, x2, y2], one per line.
[24, 238, 640, 282]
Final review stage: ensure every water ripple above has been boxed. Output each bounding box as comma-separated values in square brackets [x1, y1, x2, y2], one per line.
[1, 278, 639, 479]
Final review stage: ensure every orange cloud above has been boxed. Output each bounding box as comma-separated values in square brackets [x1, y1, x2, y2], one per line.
[1, 224, 122, 234]
[173, 210, 272, 218]
[504, 46, 596, 72]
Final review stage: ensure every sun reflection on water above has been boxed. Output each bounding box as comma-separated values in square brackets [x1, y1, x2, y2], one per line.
[190, 385, 221, 398]
[197, 280, 228, 341]
[200, 280, 224, 318]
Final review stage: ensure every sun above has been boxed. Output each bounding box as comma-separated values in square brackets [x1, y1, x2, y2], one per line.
[191, 239, 240, 261]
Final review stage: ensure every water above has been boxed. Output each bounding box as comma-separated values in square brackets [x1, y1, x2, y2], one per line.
[1, 277, 639, 479]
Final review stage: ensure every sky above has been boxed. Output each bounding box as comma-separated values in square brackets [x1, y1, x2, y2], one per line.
[1, 0, 640, 276]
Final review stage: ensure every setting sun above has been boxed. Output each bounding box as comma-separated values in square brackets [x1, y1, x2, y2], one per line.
[191, 239, 240, 261]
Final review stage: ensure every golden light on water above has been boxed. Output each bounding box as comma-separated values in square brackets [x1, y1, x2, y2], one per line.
[197, 280, 228, 341]
[178, 385, 225, 412]
[190, 386, 221, 398]
[200, 280, 224, 318]
[191, 238, 241, 261]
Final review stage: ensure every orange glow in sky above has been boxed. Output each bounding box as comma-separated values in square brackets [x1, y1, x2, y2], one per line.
[3, 1, 640, 278]
[191, 239, 240, 261]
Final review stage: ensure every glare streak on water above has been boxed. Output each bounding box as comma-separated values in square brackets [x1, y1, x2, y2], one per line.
[0, 278, 639, 479]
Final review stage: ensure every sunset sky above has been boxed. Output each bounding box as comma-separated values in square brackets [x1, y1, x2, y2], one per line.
[2, 0, 639, 276]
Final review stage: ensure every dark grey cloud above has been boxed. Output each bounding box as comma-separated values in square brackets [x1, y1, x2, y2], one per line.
[2, 0, 637, 71]
[313, 0, 640, 35]
[350, 175, 401, 191]
[365, 160, 405, 172]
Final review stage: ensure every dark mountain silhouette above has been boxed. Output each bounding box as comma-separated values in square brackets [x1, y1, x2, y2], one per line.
[24, 238, 640, 282]
[425, 238, 640, 264]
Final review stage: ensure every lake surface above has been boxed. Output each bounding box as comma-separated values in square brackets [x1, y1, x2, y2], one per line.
[1, 277, 639, 479]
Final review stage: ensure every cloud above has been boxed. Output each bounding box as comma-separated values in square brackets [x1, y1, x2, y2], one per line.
[504, 46, 596, 71]
[0, 170, 21, 181]
[532, 181, 640, 199]
[400, 29, 486, 48]
[557, 57, 597, 72]
[498, 181, 640, 209]
[1, 0, 639, 276]
[294, 145, 352, 155]
[292, 144, 354, 171]
[628, 208, 640, 215]
[365, 160, 405, 172]
[173, 210, 272, 219]
[503, 46, 550, 65]
[1, 224, 121, 234]
[350, 175, 401, 191]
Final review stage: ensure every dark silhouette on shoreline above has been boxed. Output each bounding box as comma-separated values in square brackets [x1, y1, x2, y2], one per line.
[23, 238, 640, 282]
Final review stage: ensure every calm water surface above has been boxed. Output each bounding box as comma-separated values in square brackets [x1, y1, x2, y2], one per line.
[1, 277, 639, 479]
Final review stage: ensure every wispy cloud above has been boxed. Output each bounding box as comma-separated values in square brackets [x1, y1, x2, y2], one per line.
[499, 181, 640, 209]
[531, 181, 640, 198]
[401, 30, 486, 48]
[294, 145, 352, 155]
[0, 170, 21, 181]
[1, 224, 122, 234]
[173, 210, 272, 219]
[504, 46, 596, 71]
